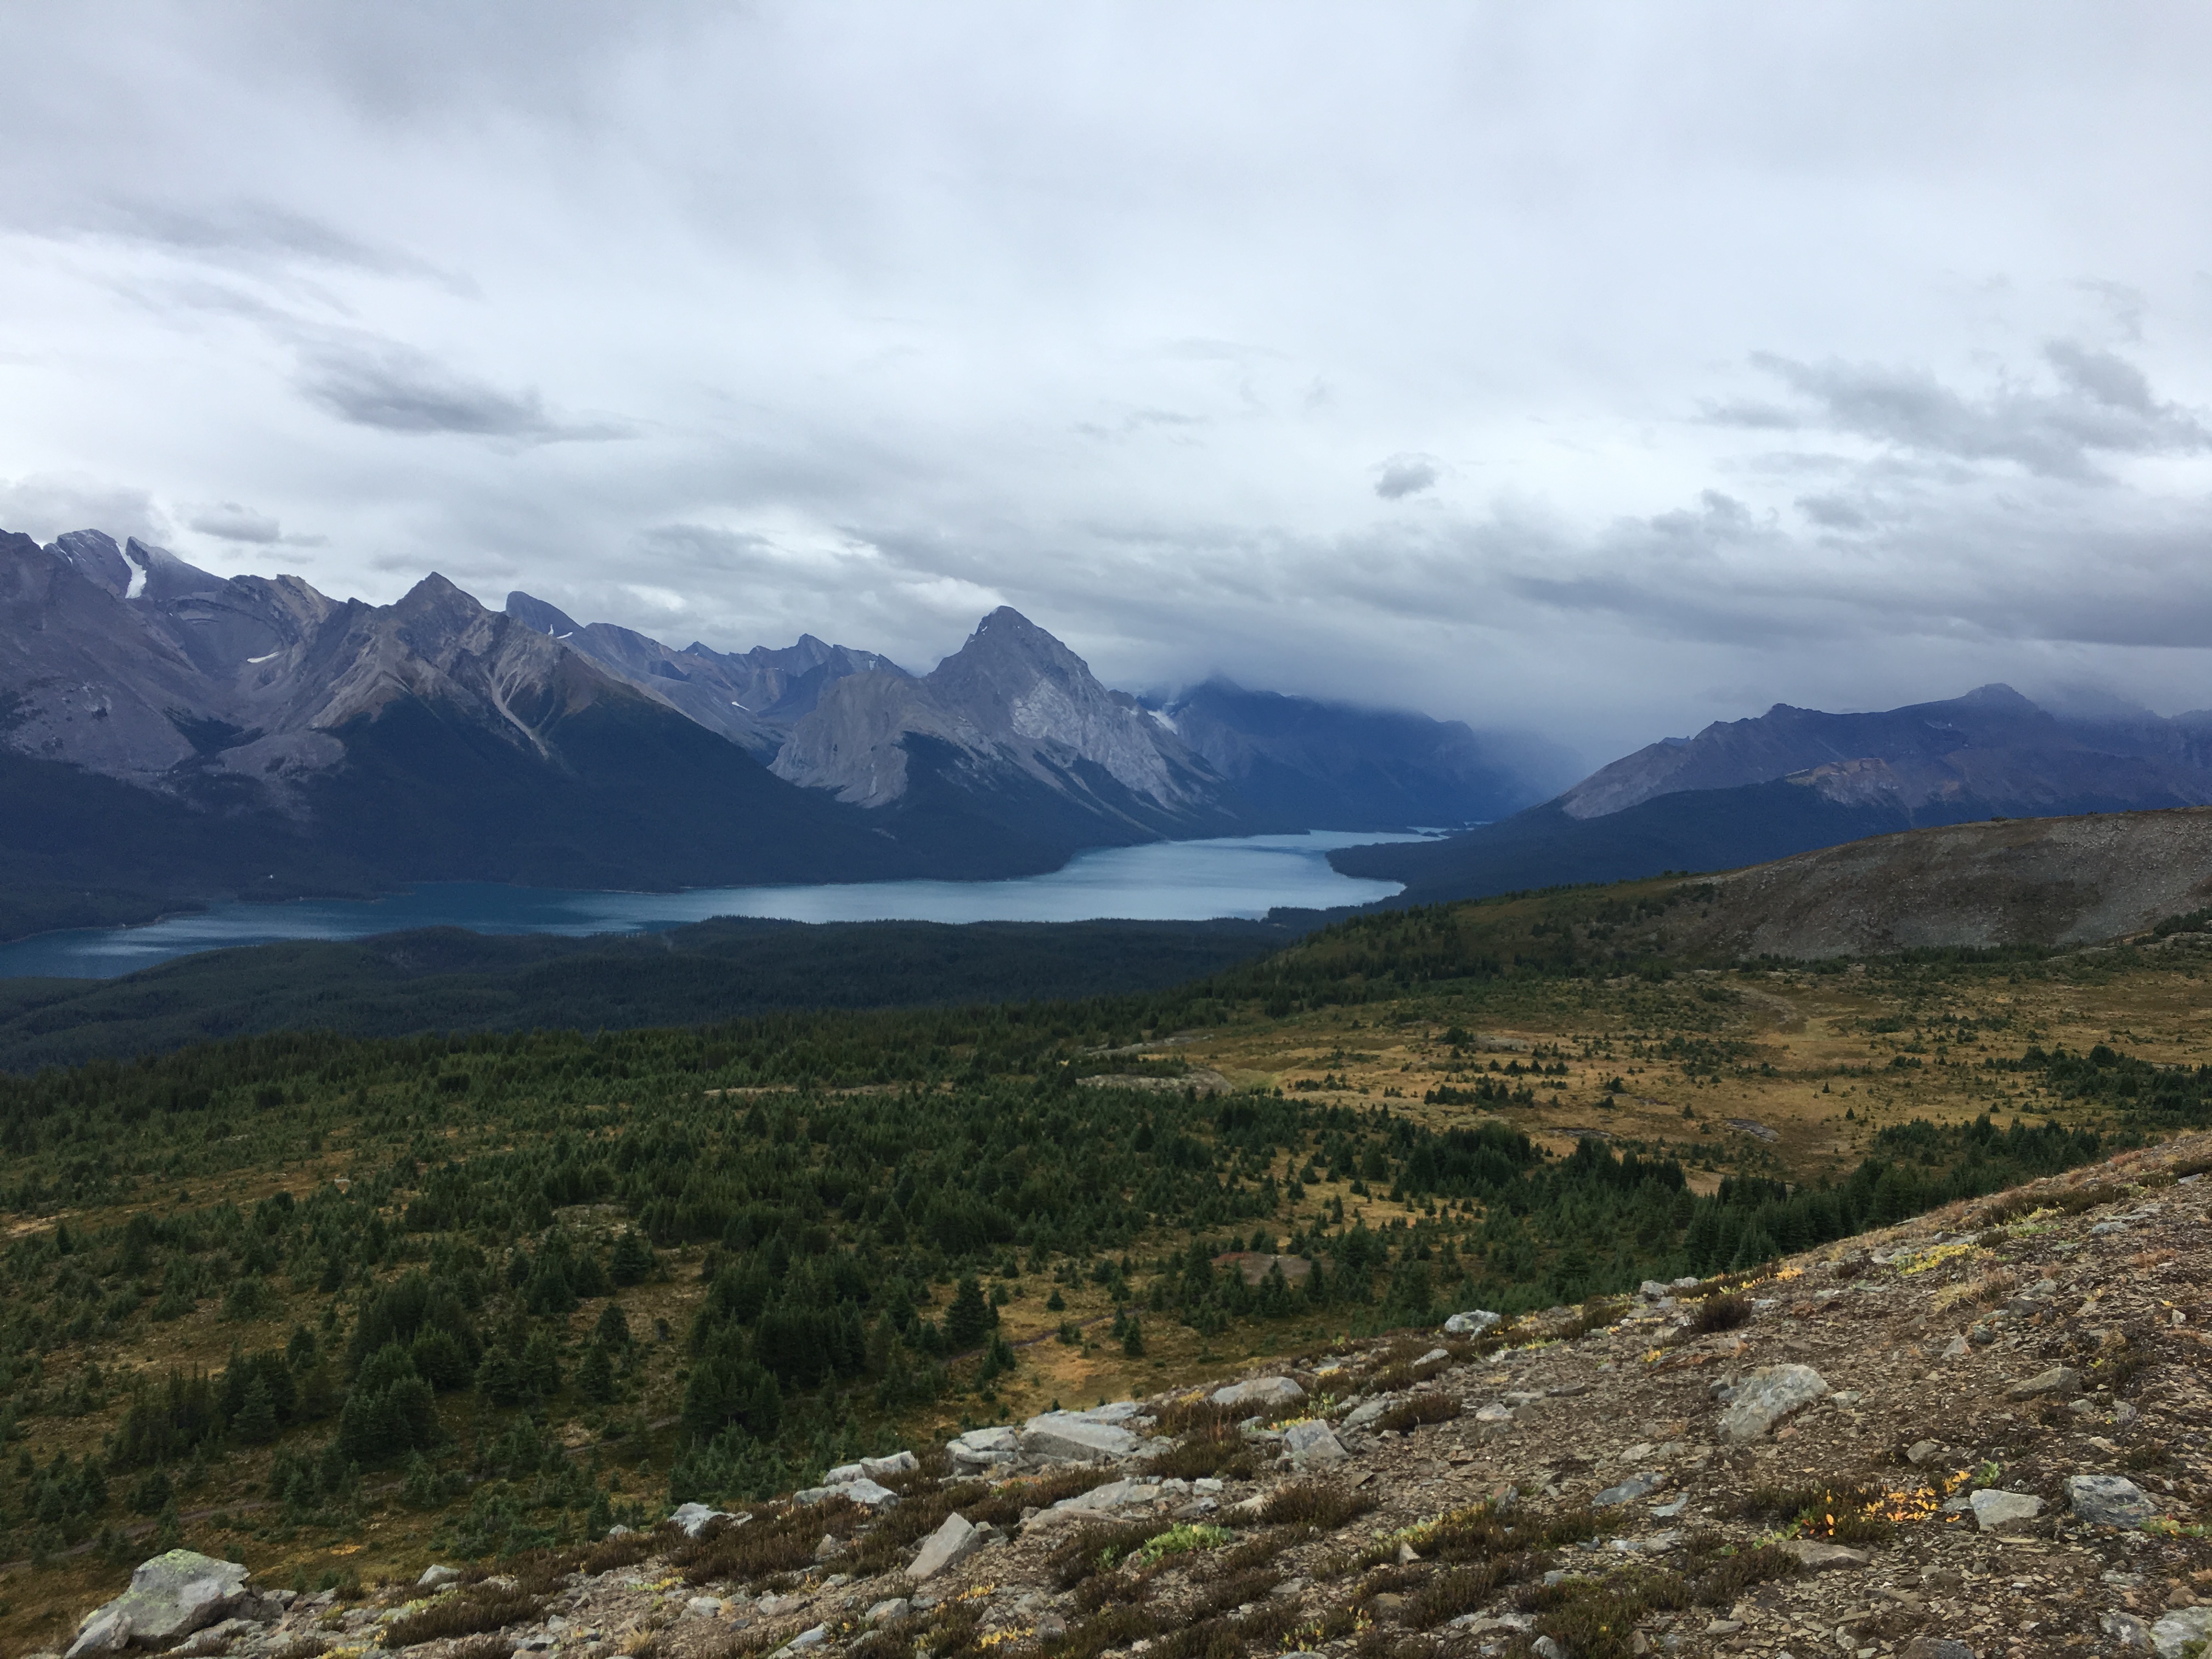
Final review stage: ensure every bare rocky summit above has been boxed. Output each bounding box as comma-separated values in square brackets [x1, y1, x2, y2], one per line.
[56, 1136, 2212, 1659]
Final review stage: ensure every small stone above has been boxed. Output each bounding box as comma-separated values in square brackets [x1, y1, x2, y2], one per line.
[2005, 1365, 2083, 1401]
[685, 1598, 725, 1618]
[1942, 1335, 1970, 1359]
[1969, 1488, 2044, 1532]
[1905, 1438, 1942, 1465]
[1593, 1472, 1663, 1506]
[783, 1626, 828, 1652]
[864, 1599, 910, 1626]
[910, 1513, 982, 1581]
[2102, 1611, 2152, 1651]
[2068, 1474, 2159, 1528]
[1705, 1620, 1743, 1635]
[1344, 1400, 1388, 1430]
[1899, 1641, 1976, 1659]
[1779, 1540, 1869, 1570]
[1417, 1347, 1449, 1367]
[1533, 1638, 1566, 1659]
[1474, 1401, 1515, 1424]
[815, 1533, 841, 1561]
[1650, 1495, 1689, 1519]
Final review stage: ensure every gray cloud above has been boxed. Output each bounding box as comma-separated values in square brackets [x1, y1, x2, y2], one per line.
[1, 4, 2210, 769]
[1374, 454, 1441, 500]
[185, 502, 281, 543]
[297, 343, 635, 443]
[1728, 346, 2212, 482]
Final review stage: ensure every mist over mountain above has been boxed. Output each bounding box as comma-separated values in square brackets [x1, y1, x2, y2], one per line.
[1333, 683, 2212, 903]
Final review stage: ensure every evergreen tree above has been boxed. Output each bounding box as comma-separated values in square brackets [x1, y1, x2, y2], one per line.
[945, 1277, 993, 1350]
[610, 1230, 657, 1286]
[594, 1303, 631, 1349]
[1120, 1316, 1144, 1358]
[233, 1375, 279, 1445]
[577, 1342, 616, 1405]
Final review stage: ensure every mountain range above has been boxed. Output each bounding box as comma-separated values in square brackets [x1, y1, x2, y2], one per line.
[0, 527, 1549, 941]
[1333, 682, 2212, 901]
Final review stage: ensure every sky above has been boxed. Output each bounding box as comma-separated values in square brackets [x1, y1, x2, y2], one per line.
[2, 3, 2210, 775]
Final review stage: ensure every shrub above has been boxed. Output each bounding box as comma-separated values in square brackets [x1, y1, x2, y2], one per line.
[1376, 1392, 1460, 1435]
[379, 1587, 544, 1647]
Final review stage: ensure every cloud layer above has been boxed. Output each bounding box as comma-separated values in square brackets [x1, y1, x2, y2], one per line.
[1, 3, 2209, 768]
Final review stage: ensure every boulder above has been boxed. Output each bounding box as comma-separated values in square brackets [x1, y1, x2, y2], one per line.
[1969, 1489, 2044, 1532]
[946, 1426, 1020, 1467]
[1715, 1365, 1830, 1443]
[910, 1513, 983, 1581]
[1343, 1399, 1389, 1430]
[862, 1451, 919, 1481]
[1210, 1376, 1304, 1411]
[864, 1599, 911, 1626]
[823, 1462, 868, 1485]
[2151, 1607, 2212, 1658]
[1020, 1411, 1140, 1462]
[417, 1565, 463, 1591]
[2102, 1611, 2152, 1651]
[800, 1476, 899, 1508]
[1443, 1310, 1502, 1335]
[669, 1502, 743, 1537]
[1282, 1420, 1347, 1468]
[2067, 1474, 2158, 1528]
[2006, 1365, 2083, 1401]
[1050, 1478, 1161, 1513]
[67, 1553, 252, 1658]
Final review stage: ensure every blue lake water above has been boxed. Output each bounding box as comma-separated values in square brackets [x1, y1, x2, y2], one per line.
[0, 831, 1426, 981]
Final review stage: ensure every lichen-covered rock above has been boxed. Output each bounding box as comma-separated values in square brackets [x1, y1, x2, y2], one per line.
[946, 1426, 1020, 1467]
[1210, 1376, 1304, 1410]
[1282, 1419, 1346, 1467]
[2067, 1474, 2158, 1527]
[1715, 1365, 1829, 1442]
[67, 1552, 252, 1657]
[1969, 1488, 2044, 1532]
[669, 1502, 744, 1537]
[2151, 1606, 2212, 1658]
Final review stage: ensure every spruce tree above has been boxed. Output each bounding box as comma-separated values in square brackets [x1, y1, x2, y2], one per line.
[233, 1375, 279, 1445]
[945, 1277, 992, 1350]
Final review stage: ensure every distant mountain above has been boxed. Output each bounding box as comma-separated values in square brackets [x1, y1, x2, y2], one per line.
[1154, 678, 1570, 830]
[0, 528, 940, 938]
[504, 590, 900, 759]
[1333, 684, 2212, 903]
[770, 606, 1250, 858]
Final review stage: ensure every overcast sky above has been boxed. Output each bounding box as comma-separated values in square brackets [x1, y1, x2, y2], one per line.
[3, 3, 2210, 772]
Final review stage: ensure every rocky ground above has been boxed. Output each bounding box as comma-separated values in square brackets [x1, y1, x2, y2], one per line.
[52, 1133, 2212, 1659]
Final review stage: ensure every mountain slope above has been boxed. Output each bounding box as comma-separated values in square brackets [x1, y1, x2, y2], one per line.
[1158, 678, 1570, 829]
[771, 607, 1250, 859]
[1336, 683, 2212, 902]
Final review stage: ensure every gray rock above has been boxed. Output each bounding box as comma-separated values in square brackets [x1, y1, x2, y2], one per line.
[2151, 1607, 2212, 1658]
[1443, 1310, 1501, 1335]
[685, 1598, 726, 1618]
[823, 1461, 867, 1485]
[2067, 1474, 2158, 1528]
[835, 1477, 900, 1509]
[1779, 1541, 1869, 1570]
[669, 1502, 741, 1537]
[1650, 1495, 1689, 1519]
[1051, 1478, 1161, 1512]
[68, 1553, 252, 1658]
[2005, 1365, 2083, 1401]
[1415, 1347, 1448, 1367]
[1472, 1401, 1515, 1424]
[1716, 1364, 1830, 1442]
[1020, 1412, 1140, 1462]
[1210, 1376, 1304, 1410]
[1905, 1439, 1942, 1465]
[1282, 1420, 1347, 1467]
[1899, 1641, 1976, 1659]
[1969, 1489, 2044, 1532]
[1343, 1400, 1389, 1430]
[862, 1451, 919, 1481]
[417, 1565, 463, 1592]
[910, 1513, 982, 1581]
[865, 1599, 911, 1626]
[783, 1626, 828, 1652]
[1593, 1472, 1663, 1506]
[2103, 1611, 2153, 1651]
[946, 1426, 1020, 1466]
[1639, 1280, 1672, 1300]
[1533, 1638, 1567, 1659]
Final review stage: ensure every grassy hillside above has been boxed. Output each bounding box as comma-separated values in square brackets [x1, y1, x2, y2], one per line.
[10, 883, 2212, 1643]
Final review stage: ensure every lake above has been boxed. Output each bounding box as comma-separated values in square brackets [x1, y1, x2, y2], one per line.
[0, 830, 1425, 980]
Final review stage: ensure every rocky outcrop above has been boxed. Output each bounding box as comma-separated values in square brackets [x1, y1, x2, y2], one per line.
[66, 1551, 256, 1655]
